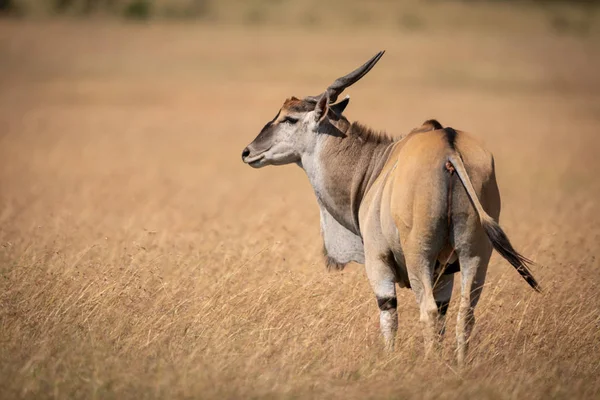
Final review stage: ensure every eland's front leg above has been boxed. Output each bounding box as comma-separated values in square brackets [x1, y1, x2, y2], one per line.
[365, 254, 398, 351]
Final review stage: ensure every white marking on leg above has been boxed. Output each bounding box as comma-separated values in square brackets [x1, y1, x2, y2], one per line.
[380, 308, 398, 351]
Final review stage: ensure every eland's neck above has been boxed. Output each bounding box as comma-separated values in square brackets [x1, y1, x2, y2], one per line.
[300, 121, 394, 237]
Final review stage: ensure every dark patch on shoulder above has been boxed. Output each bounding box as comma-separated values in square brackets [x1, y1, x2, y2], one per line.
[323, 245, 347, 271]
[424, 119, 443, 130]
[409, 119, 443, 134]
[444, 127, 458, 150]
[377, 296, 397, 311]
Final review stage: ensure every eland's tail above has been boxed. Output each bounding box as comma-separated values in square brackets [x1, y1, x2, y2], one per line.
[447, 151, 541, 292]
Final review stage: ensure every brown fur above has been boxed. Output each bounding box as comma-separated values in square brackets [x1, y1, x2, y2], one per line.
[282, 97, 316, 113]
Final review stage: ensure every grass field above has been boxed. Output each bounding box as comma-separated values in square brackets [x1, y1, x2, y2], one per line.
[1, 16, 600, 399]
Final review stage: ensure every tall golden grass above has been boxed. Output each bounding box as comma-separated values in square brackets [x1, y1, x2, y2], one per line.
[1, 18, 599, 399]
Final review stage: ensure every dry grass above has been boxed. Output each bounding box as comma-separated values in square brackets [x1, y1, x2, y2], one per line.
[1, 18, 600, 399]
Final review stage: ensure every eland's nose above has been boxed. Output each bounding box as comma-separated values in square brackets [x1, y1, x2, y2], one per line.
[241, 147, 250, 160]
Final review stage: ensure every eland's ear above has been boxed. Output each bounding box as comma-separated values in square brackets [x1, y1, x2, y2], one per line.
[330, 96, 350, 116]
[314, 93, 330, 123]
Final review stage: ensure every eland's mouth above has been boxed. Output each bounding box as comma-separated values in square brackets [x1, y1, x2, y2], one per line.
[243, 152, 267, 168]
[247, 156, 265, 167]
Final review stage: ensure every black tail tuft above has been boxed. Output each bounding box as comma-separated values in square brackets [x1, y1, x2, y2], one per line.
[482, 219, 541, 292]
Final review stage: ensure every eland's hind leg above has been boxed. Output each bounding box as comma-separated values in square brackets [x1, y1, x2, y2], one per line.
[404, 250, 440, 356]
[455, 240, 492, 365]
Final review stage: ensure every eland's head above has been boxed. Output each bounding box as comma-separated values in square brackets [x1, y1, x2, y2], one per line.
[241, 51, 385, 168]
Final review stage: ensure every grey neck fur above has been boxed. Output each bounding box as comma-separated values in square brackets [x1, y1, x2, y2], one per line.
[300, 119, 395, 237]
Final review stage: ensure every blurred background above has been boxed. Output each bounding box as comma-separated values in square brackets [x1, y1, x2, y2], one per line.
[1, 0, 600, 34]
[1, 1, 599, 399]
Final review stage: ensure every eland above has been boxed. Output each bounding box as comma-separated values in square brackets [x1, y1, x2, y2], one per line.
[241, 51, 540, 364]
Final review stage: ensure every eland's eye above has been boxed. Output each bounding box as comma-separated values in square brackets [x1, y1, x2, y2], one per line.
[282, 116, 298, 125]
